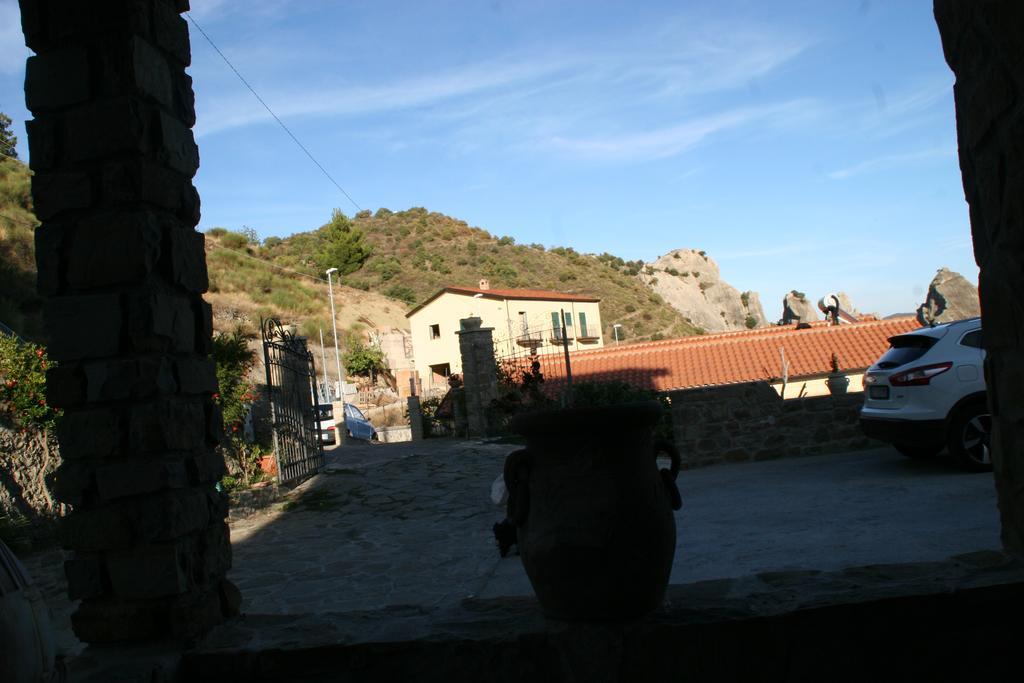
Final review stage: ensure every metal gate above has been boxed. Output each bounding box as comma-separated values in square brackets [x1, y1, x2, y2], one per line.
[261, 318, 324, 485]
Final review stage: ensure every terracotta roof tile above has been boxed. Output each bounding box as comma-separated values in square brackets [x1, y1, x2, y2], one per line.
[515, 317, 920, 393]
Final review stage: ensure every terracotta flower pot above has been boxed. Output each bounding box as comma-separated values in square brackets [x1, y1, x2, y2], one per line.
[259, 454, 278, 475]
[505, 400, 682, 620]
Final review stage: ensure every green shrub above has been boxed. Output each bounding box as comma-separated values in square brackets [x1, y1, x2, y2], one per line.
[0, 336, 60, 431]
[745, 315, 758, 329]
[220, 231, 249, 250]
[386, 284, 417, 304]
[207, 226, 228, 237]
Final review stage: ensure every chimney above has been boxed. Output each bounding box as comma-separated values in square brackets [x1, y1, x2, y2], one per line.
[479, 278, 490, 291]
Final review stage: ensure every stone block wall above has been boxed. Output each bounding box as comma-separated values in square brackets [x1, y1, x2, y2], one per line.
[457, 317, 499, 437]
[935, 0, 1024, 555]
[19, 0, 235, 643]
[668, 382, 877, 468]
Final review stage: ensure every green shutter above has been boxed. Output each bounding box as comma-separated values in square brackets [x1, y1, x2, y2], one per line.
[551, 312, 560, 332]
[564, 312, 573, 328]
[579, 312, 588, 337]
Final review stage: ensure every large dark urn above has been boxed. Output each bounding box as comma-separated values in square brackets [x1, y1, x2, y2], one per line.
[505, 401, 682, 620]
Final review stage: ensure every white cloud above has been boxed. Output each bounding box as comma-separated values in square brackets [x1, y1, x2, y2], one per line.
[827, 146, 955, 180]
[193, 55, 578, 136]
[188, 9, 810, 142]
[544, 100, 810, 163]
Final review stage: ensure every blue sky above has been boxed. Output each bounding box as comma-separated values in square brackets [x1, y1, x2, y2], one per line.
[0, 0, 977, 317]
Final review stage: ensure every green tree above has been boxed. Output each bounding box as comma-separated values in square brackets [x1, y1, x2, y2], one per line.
[0, 112, 17, 160]
[344, 339, 386, 378]
[317, 209, 372, 275]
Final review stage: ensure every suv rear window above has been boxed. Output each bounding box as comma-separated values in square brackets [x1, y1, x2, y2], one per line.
[959, 329, 983, 348]
[315, 404, 333, 420]
[875, 335, 938, 369]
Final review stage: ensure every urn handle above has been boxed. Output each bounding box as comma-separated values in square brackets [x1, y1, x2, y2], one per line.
[503, 448, 532, 525]
[654, 440, 683, 511]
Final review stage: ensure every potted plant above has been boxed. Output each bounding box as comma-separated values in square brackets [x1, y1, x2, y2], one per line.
[826, 353, 850, 395]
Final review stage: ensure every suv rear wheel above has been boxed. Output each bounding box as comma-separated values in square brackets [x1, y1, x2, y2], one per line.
[947, 401, 992, 472]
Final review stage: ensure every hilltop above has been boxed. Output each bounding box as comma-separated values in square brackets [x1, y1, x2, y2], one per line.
[0, 163, 700, 350]
[259, 207, 703, 343]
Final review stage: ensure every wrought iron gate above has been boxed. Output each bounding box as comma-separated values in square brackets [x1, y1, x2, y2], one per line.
[261, 318, 324, 485]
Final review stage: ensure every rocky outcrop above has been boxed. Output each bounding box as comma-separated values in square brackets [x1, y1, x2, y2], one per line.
[781, 291, 819, 325]
[835, 293, 861, 319]
[639, 250, 767, 333]
[916, 268, 980, 325]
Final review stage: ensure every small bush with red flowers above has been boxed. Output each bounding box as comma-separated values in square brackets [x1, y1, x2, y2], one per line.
[0, 335, 60, 431]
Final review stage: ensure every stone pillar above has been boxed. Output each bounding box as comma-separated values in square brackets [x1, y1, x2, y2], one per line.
[407, 396, 423, 441]
[456, 317, 498, 437]
[20, 0, 236, 642]
[934, 1, 1024, 554]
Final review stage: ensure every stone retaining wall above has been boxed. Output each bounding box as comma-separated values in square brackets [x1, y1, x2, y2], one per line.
[668, 381, 877, 468]
[0, 420, 61, 539]
[227, 484, 280, 522]
[377, 426, 412, 443]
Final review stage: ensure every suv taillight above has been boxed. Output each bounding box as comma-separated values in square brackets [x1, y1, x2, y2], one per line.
[889, 362, 952, 386]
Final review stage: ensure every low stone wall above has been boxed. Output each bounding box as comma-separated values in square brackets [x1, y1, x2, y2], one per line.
[668, 381, 877, 468]
[227, 483, 281, 521]
[377, 426, 412, 443]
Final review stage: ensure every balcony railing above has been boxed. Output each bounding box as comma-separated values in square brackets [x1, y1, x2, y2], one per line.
[516, 331, 544, 348]
[548, 329, 574, 344]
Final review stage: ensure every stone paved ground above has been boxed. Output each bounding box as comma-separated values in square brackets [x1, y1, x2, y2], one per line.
[23, 439, 1002, 657]
[228, 438, 509, 614]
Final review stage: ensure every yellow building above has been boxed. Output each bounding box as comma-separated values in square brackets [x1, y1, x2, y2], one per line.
[406, 279, 605, 390]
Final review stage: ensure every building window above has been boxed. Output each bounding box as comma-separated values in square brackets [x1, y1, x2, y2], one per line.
[579, 312, 589, 337]
[429, 324, 440, 339]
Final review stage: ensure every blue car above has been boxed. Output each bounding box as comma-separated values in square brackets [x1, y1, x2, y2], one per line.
[343, 403, 378, 441]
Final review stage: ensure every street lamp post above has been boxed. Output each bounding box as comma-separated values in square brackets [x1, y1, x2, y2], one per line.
[613, 324, 622, 346]
[325, 268, 343, 399]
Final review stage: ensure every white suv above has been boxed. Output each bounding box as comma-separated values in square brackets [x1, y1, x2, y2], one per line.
[859, 317, 989, 471]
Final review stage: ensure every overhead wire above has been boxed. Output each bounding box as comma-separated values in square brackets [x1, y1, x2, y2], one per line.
[184, 12, 363, 214]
